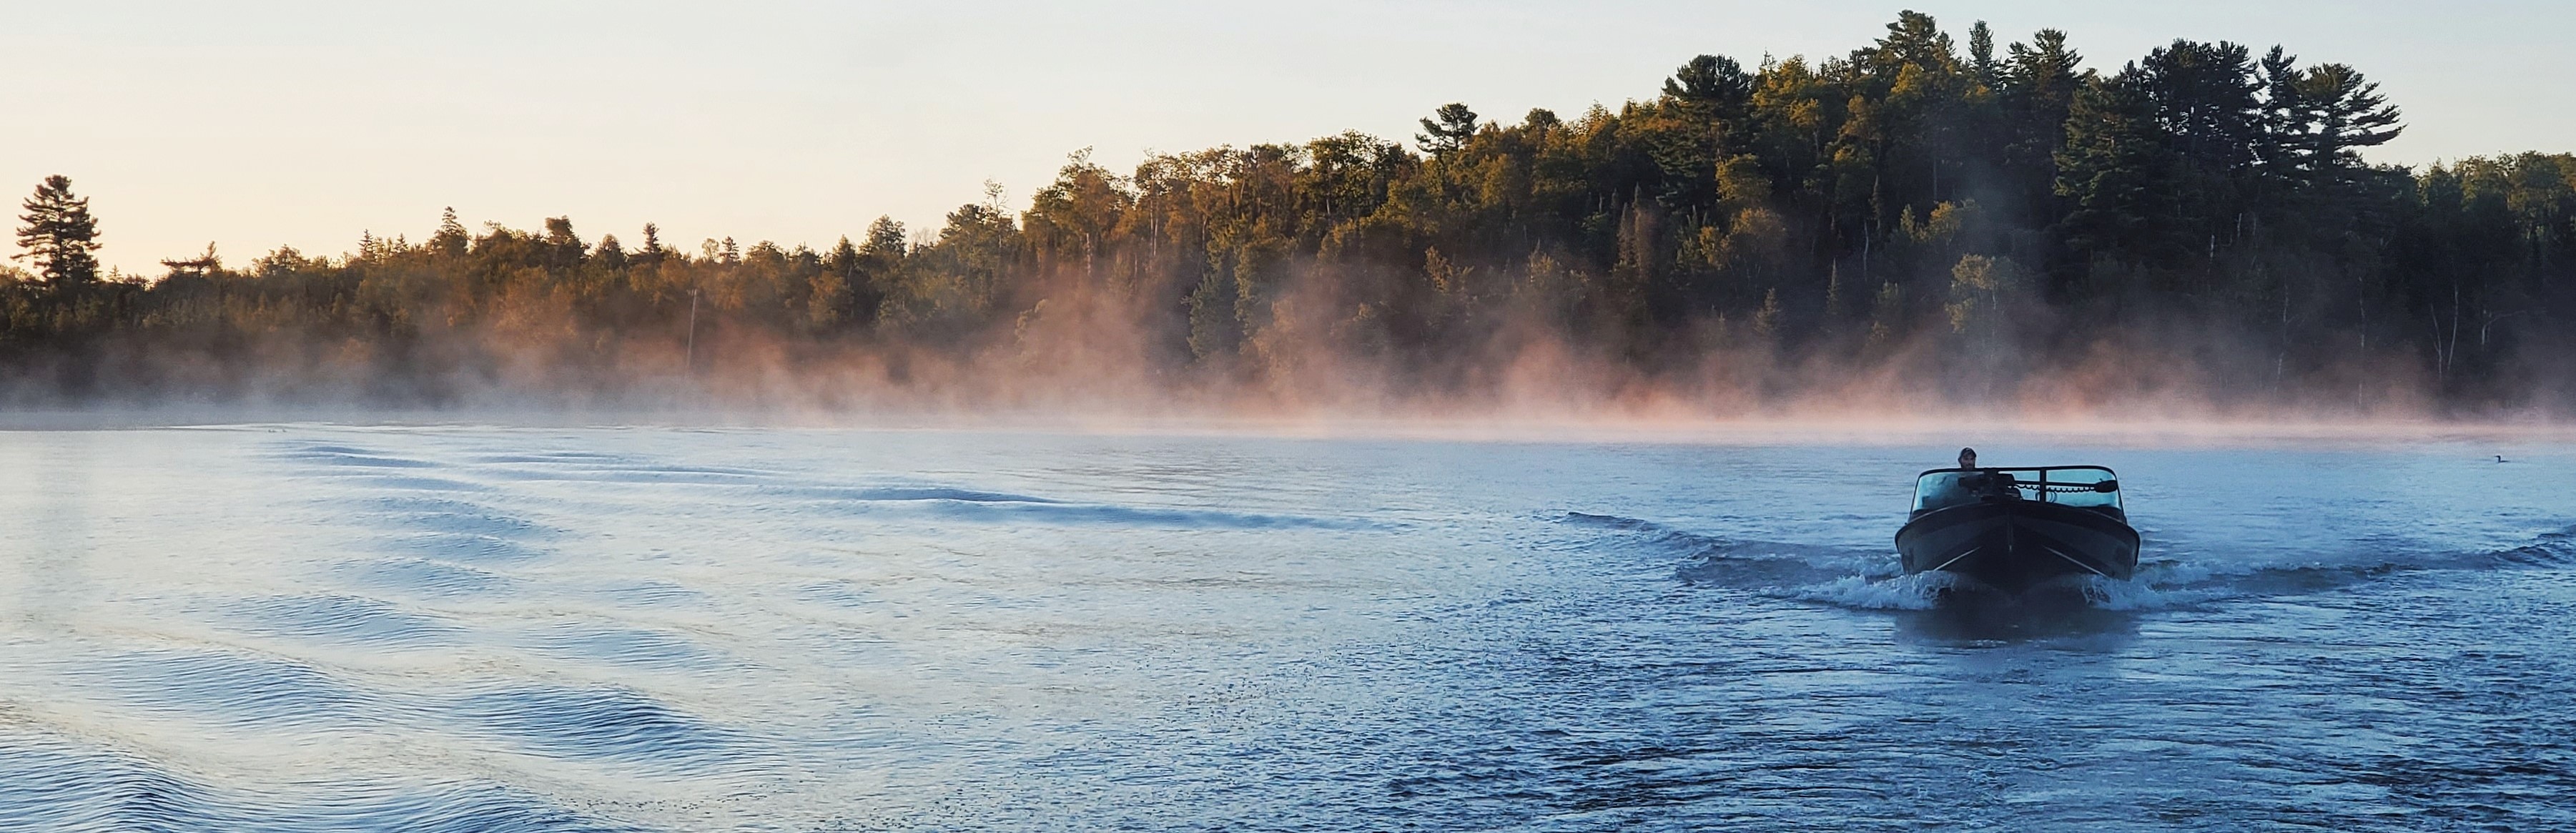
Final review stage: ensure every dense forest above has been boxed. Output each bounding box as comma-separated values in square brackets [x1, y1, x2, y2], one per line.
[6, 12, 2573, 416]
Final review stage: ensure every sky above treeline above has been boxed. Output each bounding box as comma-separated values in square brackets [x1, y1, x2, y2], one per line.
[7, 0, 2567, 275]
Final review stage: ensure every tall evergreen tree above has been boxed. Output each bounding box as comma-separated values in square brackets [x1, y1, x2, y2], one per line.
[2253, 46, 2309, 191]
[593, 233, 628, 270]
[637, 222, 667, 266]
[15, 175, 102, 287]
[1416, 103, 1479, 155]
[1999, 29, 2084, 225]
[2139, 40, 2263, 177]
[1650, 54, 1756, 210]
[2057, 66, 2175, 262]
[2133, 41, 2264, 262]
[1664, 54, 1754, 119]
[1967, 21, 1999, 88]
[543, 216, 586, 267]
[2294, 63, 2403, 183]
[860, 216, 908, 265]
[430, 207, 468, 257]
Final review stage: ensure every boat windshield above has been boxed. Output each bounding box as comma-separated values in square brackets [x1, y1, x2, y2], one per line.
[1913, 466, 2122, 515]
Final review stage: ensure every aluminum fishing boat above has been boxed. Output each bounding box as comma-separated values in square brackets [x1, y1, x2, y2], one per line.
[1895, 465, 2139, 594]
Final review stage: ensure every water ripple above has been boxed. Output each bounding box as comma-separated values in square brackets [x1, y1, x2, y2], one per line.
[524, 623, 723, 671]
[450, 686, 756, 768]
[214, 594, 464, 646]
[337, 558, 513, 597]
[0, 729, 646, 832]
[72, 649, 375, 726]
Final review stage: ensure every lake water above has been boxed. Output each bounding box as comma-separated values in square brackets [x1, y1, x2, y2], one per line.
[0, 423, 2570, 831]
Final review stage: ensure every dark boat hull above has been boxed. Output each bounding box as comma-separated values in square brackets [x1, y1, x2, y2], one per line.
[1895, 500, 2139, 595]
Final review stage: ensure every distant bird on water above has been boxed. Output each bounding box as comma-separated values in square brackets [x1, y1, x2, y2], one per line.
[2496, 455, 2508, 463]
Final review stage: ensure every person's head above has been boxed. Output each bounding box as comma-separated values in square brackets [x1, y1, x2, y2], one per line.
[1958, 448, 1978, 468]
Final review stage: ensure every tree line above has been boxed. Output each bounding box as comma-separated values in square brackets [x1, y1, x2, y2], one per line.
[7, 11, 2572, 413]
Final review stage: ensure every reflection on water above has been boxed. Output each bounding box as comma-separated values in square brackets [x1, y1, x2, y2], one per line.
[0, 425, 2568, 830]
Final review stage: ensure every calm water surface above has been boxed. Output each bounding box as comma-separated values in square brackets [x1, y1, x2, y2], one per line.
[0, 424, 2570, 831]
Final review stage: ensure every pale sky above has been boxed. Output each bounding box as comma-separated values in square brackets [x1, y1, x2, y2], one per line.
[6, 1, 2567, 275]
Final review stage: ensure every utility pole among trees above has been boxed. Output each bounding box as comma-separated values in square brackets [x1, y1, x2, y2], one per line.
[685, 287, 701, 375]
[15, 175, 102, 288]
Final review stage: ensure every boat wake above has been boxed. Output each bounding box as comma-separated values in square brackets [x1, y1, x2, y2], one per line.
[2084, 526, 2576, 608]
[1565, 512, 2576, 613]
[1782, 572, 1957, 611]
[1561, 512, 1892, 588]
[0, 724, 646, 833]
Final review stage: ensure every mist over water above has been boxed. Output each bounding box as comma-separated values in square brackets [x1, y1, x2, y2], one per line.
[0, 423, 2570, 829]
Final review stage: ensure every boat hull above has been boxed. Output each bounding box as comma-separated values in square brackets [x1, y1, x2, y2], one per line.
[1895, 501, 2139, 595]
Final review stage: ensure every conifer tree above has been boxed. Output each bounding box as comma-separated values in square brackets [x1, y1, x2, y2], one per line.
[543, 216, 586, 267]
[2000, 29, 2084, 224]
[15, 175, 102, 287]
[1664, 54, 1753, 118]
[430, 207, 468, 257]
[860, 216, 908, 267]
[2254, 46, 2309, 190]
[1416, 103, 1479, 155]
[1967, 21, 1998, 88]
[2295, 63, 2402, 182]
[2057, 68, 2173, 260]
[638, 222, 667, 266]
[594, 234, 628, 270]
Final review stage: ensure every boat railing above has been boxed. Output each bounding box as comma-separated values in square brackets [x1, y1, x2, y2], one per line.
[1911, 465, 2122, 516]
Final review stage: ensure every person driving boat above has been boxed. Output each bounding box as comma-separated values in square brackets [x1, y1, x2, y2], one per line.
[1954, 447, 2019, 500]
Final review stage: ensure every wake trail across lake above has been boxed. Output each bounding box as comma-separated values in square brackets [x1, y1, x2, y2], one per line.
[1563, 511, 2576, 613]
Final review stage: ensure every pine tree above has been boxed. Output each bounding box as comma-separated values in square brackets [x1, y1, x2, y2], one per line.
[826, 235, 860, 277]
[1652, 55, 1755, 210]
[15, 175, 102, 287]
[1869, 11, 1957, 74]
[2296, 64, 2402, 182]
[638, 222, 667, 266]
[1968, 22, 1999, 88]
[430, 207, 468, 257]
[853, 217, 908, 326]
[2136, 40, 2264, 264]
[2056, 68, 2174, 261]
[158, 242, 222, 280]
[860, 216, 908, 267]
[2138, 41, 2263, 182]
[543, 216, 586, 267]
[2254, 46, 2309, 191]
[1664, 54, 1753, 119]
[1416, 103, 1479, 155]
[2000, 29, 2084, 225]
[594, 234, 628, 270]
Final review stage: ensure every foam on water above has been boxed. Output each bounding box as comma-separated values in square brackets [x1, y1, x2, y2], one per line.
[1782, 572, 1954, 610]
